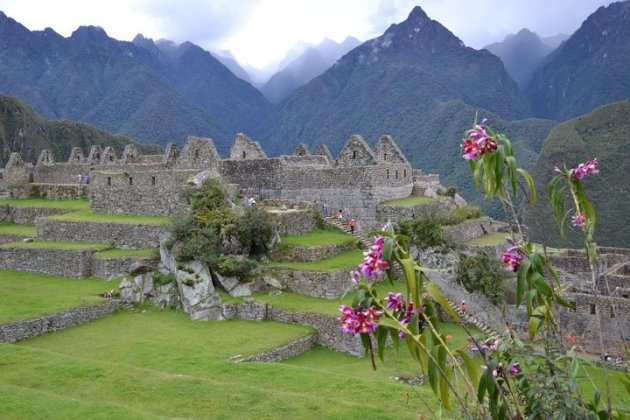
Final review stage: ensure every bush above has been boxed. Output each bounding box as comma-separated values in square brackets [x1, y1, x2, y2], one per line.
[398, 218, 443, 249]
[153, 271, 176, 286]
[455, 252, 507, 305]
[215, 256, 257, 278]
[441, 206, 482, 225]
[235, 206, 274, 256]
[175, 227, 221, 267]
[181, 177, 229, 212]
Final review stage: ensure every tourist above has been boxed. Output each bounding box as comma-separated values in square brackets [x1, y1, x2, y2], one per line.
[337, 209, 343, 220]
[348, 218, 356, 234]
[459, 300, 467, 313]
[248, 196, 256, 206]
[615, 355, 623, 365]
[322, 204, 329, 218]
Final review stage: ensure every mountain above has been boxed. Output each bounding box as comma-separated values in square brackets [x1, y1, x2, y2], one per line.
[210, 50, 253, 84]
[525, 1, 630, 121]
[0, 95, 158, 166]
[0, 12, 272, 153]
[525, 101, 630, 248]
[484, 29, 555, 89]
[540, 33, 570, 49]
[260, 37, 361, 103]
[257, 6, 550, 215]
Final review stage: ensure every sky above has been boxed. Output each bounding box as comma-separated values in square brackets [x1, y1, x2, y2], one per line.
[0, 0, 617, 71]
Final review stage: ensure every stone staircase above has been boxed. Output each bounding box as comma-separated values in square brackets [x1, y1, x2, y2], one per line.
[445, 297, 501, 340]
[325, 217, 372, 249]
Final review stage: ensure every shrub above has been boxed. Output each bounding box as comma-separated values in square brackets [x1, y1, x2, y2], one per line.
[455, 251, 507, 305]
[175, 227, 221, 266]
[235, 206, 274, 256]
[181, 177, 229, 212]
[398, 218, 443, 249]
[215, 256, 257, 278]
[441, 206, 482, 225]
[153, 271, 176, 286]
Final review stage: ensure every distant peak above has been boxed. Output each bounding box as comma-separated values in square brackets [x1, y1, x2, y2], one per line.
[408, 6, 429, 21]
[71, 25, 109, 43]
[132, 33, 155, 48]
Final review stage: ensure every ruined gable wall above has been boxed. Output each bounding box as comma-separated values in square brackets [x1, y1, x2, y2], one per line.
[89, 166, 195, 215]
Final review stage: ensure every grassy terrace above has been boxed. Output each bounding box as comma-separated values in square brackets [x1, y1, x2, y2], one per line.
[466, 232, 507, 247]
[46, 209, 171, 225]
[379, 195, 437, 207]
[0, 271, 111, 325]
[93, 248, 159, 259]
[0, 198, 89, 210]
[0, 221, 36, 236]
[280, 229, 357, 247]
[0, 240, 111, 251]
[267, 248, 363, 272]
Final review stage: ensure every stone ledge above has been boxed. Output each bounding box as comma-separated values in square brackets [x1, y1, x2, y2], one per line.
[0, 248, 94, 277]
[278, 241, 357, 262]
[239, 334, 317, 362]
[0, 300, 121, 343]
[266, 269, 352, 299]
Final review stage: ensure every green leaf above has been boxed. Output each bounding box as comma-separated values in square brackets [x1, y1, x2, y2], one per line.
[528, 313, 542, 339]
[530, 272, 552, 297]
[457, 349, 479, 387]
[516, 259, 530, 307]
[360, 333, 371, 354]
[478, 369, 491, 402]
[440, 364, 451, 410]
[378, 317, 403, 330]
[382, 237, 393, 262]
[376, 326, 388, 362]
[428, 348, 439, 395]
[530, 253, 544, 275]
[526, 289, 537, 316]
[426, 281, 459, 322]
[400, 257, 418, 308]
[516, 168, 537, 205]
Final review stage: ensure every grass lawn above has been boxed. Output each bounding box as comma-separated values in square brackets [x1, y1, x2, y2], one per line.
[0, 270, 112, 325]
[93, 248, 159, 259]
[0, 309, 430, 419]
[0, 221, 36, 236]
[0, 198, 89, 210]
[46, 210, 171, 225]
[280, 229, 357, 247]
[466, 232, 507, 247]
[267, 248, 364, 272]
[379, 195, 437, 207]
[0, 240, 111, 251]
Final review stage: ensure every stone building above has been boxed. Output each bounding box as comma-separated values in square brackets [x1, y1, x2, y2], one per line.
[0, 133, 441, 229]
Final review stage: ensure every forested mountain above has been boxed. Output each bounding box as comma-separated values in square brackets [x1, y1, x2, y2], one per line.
[526, 1, 630, 121]
[525, 101, 630, 248]
[0, 95, 158, 166]
[484, 29, 555, 89]
[0, 12, 272, 154]
[260, 37, 361, 103]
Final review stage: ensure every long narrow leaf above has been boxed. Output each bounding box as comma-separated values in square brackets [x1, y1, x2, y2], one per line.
[426, 281, 459, 322]
[457, 349, 479, 387]
[517, 168, 537, 205]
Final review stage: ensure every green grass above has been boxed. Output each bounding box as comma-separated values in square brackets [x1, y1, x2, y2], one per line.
[0, 240, 111, 251]
[0, 198, 89, 210]
[267, 248, 364, 272]
[467, 232, 507, 246]
[93, 248, 159, 259]
[379, 195, 437, 207]
[0, 309, 428, 419]
[280, 229, 357, 247]
[0, 270, 111, 324]
[0, 221, 36, 236]
[46, 210, 172, 225]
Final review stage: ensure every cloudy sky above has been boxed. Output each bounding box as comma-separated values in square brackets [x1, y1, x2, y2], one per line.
[0, 0, 616, 70]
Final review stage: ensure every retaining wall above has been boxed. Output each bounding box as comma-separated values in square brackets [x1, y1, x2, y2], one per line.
[0, 300, 121, 343]
[0, 205, 74, 224]
[268, 269, 352, 299]
[0, 247, 94, 277]
[36, 219, 167, 248]
[278, 241, 357, 262]
[91, 255, 157, 279]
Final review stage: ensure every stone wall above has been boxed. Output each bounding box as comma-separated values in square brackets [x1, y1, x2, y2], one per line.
[269, 208, 317, 236]
[30, 183, 88, 200]
[89, 168, 195, 216]
[91, 255, 157, 280]
[267, 269, 353, 300]
[0, 205, 73, 224]
[0, 247, 94, 277]
[0, 233, 29, 244]
[35, 219, 167, 248]
[278, 242, 357, 262]
[0, 300, 121, 343]
[239, 335, 318, 362]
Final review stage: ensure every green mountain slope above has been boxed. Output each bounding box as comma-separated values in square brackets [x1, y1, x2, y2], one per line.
[525, 101, 630, 248]
[0, 95, 158, 166]
[526, 1, 630, 121]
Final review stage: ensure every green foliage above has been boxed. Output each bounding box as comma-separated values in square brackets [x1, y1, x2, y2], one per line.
[525, 101, 630, 247]
[398, 218, 443, 249]
[456, 252, 508, 305]
[441, 206, 482, 226]
[214, 256, 257, 278]
[235, 206, 274, 256]
[185, 178, 230, 213]
[152, 271, 176, 286]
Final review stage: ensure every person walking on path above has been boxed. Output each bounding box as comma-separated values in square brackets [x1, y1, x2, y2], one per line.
[348, 218, 356, 234]
[458, 300, 467, 313]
